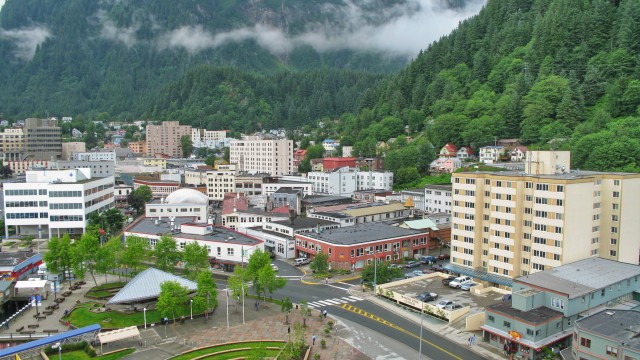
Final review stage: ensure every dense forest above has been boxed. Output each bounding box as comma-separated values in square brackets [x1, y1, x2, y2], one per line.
[314, 0, 640, 174]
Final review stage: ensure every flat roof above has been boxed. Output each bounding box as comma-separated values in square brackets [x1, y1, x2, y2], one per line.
[299, 222, 424, 245]
[342, 202, 407, 217]
[423, 184, 452, 191]
[457, 169, 640, 180]
[127, 217, 262, 246]
[302, 195, 353, 204]
[311, 211, 353, 219]
[576, 309, 640, 351]
[515, 258, 640, 299]
[271, 218, 337, 230]
[487, 301, 563, 325]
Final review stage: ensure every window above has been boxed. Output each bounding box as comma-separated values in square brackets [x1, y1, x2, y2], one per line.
[551, 298, 565, 309]
[487, 315, 494, 322]
[610, 250, 617, 257]
[227, 248, 234, 256]
[613, 191, 620, 198]
[606, 345, 617, 356]
[580, 337, 591, 348]
[503, 321, 511, 328]
[612, 215, 618, 221]
[611, 238, 617, 245]
[526, 329, 533, 336]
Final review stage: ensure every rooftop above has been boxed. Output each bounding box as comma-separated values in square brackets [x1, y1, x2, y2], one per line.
[342, 202, 407, 217]
[486, 301, 563, 325]
[311, 211, 353, 219]
[456, 169, 640, 180]
[126, 217, 262, 246]
[298, 222, 424, 245]
[423, 184, 453, 191]
[515, 258, 640, 299]
[302, 195, 353, 204]
[271, 218, 337, 230]
[576, 309, 640, 351]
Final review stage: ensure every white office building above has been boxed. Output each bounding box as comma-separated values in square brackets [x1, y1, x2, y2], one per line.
[424, 184, 453, 214]
[72, 150, 117, 162]
[229, 137, 293, 176]
[307, 168, 393, 196]
[3, 168, 115, 238]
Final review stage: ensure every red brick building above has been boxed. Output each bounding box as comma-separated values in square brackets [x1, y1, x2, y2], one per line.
[322, 157, 356, 172]
[294, 222, 429, 270]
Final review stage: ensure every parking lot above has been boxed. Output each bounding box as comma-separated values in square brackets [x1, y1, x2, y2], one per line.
[384, 273, 507, 319]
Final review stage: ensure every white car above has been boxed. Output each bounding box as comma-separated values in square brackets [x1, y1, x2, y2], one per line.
[448, 276, 472, 288]
[270, 263, 279, 272]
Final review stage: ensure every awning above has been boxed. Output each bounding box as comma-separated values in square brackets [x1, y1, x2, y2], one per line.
[443, 263, 513, 287]
[15, 280, 48, 289]
[97, 326, 140, 344]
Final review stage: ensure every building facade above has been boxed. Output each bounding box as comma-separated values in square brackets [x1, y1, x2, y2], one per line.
[48, 160, 115, 178]
[0, 128, 24, 161]
[571, 309, 640, 360]
[229, 137, 293, 176]
[3, 169, 115, 238]
[61, 142, 86, 160]
[448, 152, 640, 286]
[424, 184, 453, 214]
[72, 151, 116, 162]
[206, 170, 236, 201]
[133, 179, 180, 199]
[24, 118, 62, 161]
[146, 121, 192, 158]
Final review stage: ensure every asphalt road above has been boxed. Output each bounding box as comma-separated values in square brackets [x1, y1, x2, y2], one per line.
[241, 259, 488, 360]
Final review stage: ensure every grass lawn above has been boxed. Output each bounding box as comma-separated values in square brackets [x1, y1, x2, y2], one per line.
[57, 348, 135, 360]
[68, 302, 194, 328]
[170, 341, 284, 360]
[91, 282, 127, 291]
[197, 349, 280, 360]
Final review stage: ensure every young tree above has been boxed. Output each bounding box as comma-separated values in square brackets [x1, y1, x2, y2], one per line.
[192, 271, 218, 318]
[281, 296, 293, 324]
[71, 232, 101, 285]
[103, 208, 126, 234]
[154, 235, 181, 272]
[255, 264, 287, 301]
[121, 236, 150, 276]
[156, 281, 189, 324]
[180, 135, 193, 158]
[182, 242, 209, 279]
[309, 252, 329, 274]
[44, 235, 74, 286]
[134, 185, 153, 203]
[245, 249, 271, 285]
[227, 265, 249, 305]
[361, 262, 403, 286]
[95, 237, 121, 283]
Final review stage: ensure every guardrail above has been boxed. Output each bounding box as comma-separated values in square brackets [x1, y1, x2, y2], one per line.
[0, 303, 33, 330]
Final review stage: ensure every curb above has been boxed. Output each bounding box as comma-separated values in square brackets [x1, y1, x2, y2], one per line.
[299, 269, 362, 285]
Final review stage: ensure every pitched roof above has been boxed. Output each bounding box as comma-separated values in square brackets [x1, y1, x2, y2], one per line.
[442, 143, 458, 153]
[458, 146, 475, 155]
[106, 268, 197, 304]
[402, 219, 439, 230]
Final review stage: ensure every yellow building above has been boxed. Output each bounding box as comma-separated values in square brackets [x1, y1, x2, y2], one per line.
[143, 158, 167, 170]
[449, 151, 640, 286]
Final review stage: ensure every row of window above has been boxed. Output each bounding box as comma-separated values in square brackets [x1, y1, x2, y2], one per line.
[50, 191, 82, 197]
[5, 201, 46, 207]
[6, 212, 48, 219]
[50, 215, 83, 222]
[84, 183, 114, 196]
[50, 203, 83, 210]
[5, 189, 46, 196]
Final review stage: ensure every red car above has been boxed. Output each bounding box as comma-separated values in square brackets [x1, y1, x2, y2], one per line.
[438, 254, 451, 260]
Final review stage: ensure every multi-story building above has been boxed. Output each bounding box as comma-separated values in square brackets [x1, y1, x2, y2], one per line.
[143, 158, 167, 170]
[401, 189, 426, 213]
[145, 188, 210, 222]
[294, 222, 429, 270]
[448, 151, 640, 286]
[261, 180, 313, 197]
[184, 169, 209, 187]
[133, 179, 180, 199]
[220, 192, 287, 231]
[128, 140, 147, 156]
[3, 168, 115, 238]
[48, 160, 115, 178]
[206, 170, 236, 201]
[24, 118, 62, 161]
[146, 121, 192, 158]
[481, 258, 640, 359]
[479, 146, 504, 164]
[0, 128, 24, 161]
[323, 157, 356, 172]
[571, 308, 640, 360]
[424, 184, 452, 214]
[6, 160, 48, 175]
[114, 185, 132, 202]
[72, 150, 116, 162]
[235, 173, 265, 196]
[229, 137, 293, 176]
[61, 142, 86, 160]
[307, 168, 393, 196]
[191, 129, 227, 148]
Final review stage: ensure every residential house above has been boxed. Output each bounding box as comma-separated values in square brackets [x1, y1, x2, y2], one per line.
[479, 146, 504, 164]
[497, 138, 521, 150]
[322, 139, 340, 153]
[456, 146, 475, 160]
[429, 157, 462, 174]
[439, 143, 458, 157]
[510, 146, 528, 162]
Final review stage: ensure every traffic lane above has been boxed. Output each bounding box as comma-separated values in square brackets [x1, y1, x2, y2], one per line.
[272, 259, 302, 277]
[276, 278, 352, 305]
[332, 300, 485, 360]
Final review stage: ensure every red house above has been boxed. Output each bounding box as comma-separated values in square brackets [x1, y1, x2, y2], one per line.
[294, 222, 429, 270]
[322, 157, 357, 172]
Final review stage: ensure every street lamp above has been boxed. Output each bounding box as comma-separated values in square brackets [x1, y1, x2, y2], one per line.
[418, 303, 424, 360]
[52, 342, 62, 360]
[143, 308, 147, 329]
[190, 299, 193, 320]
[372, 253, 378, 295]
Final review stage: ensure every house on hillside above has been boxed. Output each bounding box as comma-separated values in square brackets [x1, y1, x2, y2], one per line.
[510, 146, 528, 162]
[456, 146, 475, 160]
[497, 138, 521, 150]
[479, 146, 504, 164]
[439, 143, 458, 157]
[429, 157, 462, 174]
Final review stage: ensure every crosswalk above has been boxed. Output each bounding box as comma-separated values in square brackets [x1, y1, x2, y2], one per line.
[306, 296, 364, 309]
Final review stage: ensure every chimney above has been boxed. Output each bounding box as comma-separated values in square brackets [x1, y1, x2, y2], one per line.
[289, 208, 295, 225]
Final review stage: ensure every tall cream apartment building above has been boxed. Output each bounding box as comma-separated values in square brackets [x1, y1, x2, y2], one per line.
[0, 119, 62, 161]
[0, 128, 24, 161]
[449, 151, 640, 286]
[229, 137, 293, 176]
[146, 121, 192, 158]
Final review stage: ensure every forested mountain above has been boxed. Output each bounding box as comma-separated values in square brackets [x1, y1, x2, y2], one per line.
[331, 0, 640, 172]
[0, 0, 481, 119]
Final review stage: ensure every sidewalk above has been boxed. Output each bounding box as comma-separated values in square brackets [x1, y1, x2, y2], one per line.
[349, 284, 506, 360]
[299, 267, 361, 285]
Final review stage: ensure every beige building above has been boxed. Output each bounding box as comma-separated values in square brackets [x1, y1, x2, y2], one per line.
[449, 151, 640, 286]
[184, 169, 209, 187]
[206, 170, 236, 201]
[61, 142, 86, 160]
[143, 158, 167, 170]
[146, 121, 192, 158]
[229, 137, 293, 176]
[128, 141, 147, 156]
[0, 128, 24, 161]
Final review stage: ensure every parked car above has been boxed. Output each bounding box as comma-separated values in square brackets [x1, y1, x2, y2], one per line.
[420, 255, 438, 264]
[409, 270, 424, 277]
[441, 276, 457, 286]
[432, 265, 447, 273]
[270, 263, 279, 272]
[422, 268, 434, 274]
[449, 276, 473, 288]
[389, 264, 403, 270]
[436, 300, 453, 309]
[438, 253, 451, 260]
[404, 272, 417, 279]
[459, 281, 478, 291]
[405, 261, 420, 268]
[445, 304, 463, 311]
[416, 292, 438, 302]
[294, 258, 310, 266]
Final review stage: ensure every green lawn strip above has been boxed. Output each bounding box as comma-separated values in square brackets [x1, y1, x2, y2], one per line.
[58, 348, 135, 360]
[91, 282, 127, 291]
[86, 290, 112, 298]
[171, 341, 284, 360]
[197, 348, 280, 360]
[68, 302, 194, 328]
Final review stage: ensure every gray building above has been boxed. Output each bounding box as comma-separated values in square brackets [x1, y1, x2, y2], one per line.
[570, 309, 640, 360]
[270, 188, 304, 214]
[24, 118, 62, 160]
[48, 160, 115, 178]
[482, 258, 640, 359]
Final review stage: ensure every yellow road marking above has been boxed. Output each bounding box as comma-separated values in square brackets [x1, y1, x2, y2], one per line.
[340, 304, 462, 360]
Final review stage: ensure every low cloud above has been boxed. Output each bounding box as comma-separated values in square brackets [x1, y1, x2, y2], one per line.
[96, 10, 138, 48]
[158, 0, 485, 58]
[0, 26, 51, 60]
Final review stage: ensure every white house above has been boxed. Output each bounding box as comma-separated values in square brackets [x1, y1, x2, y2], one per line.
[479, 146, 504, 164]
[510, 145, 528, 162]
[3, 168, 115, 238]
[456, 146, 475, 159]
